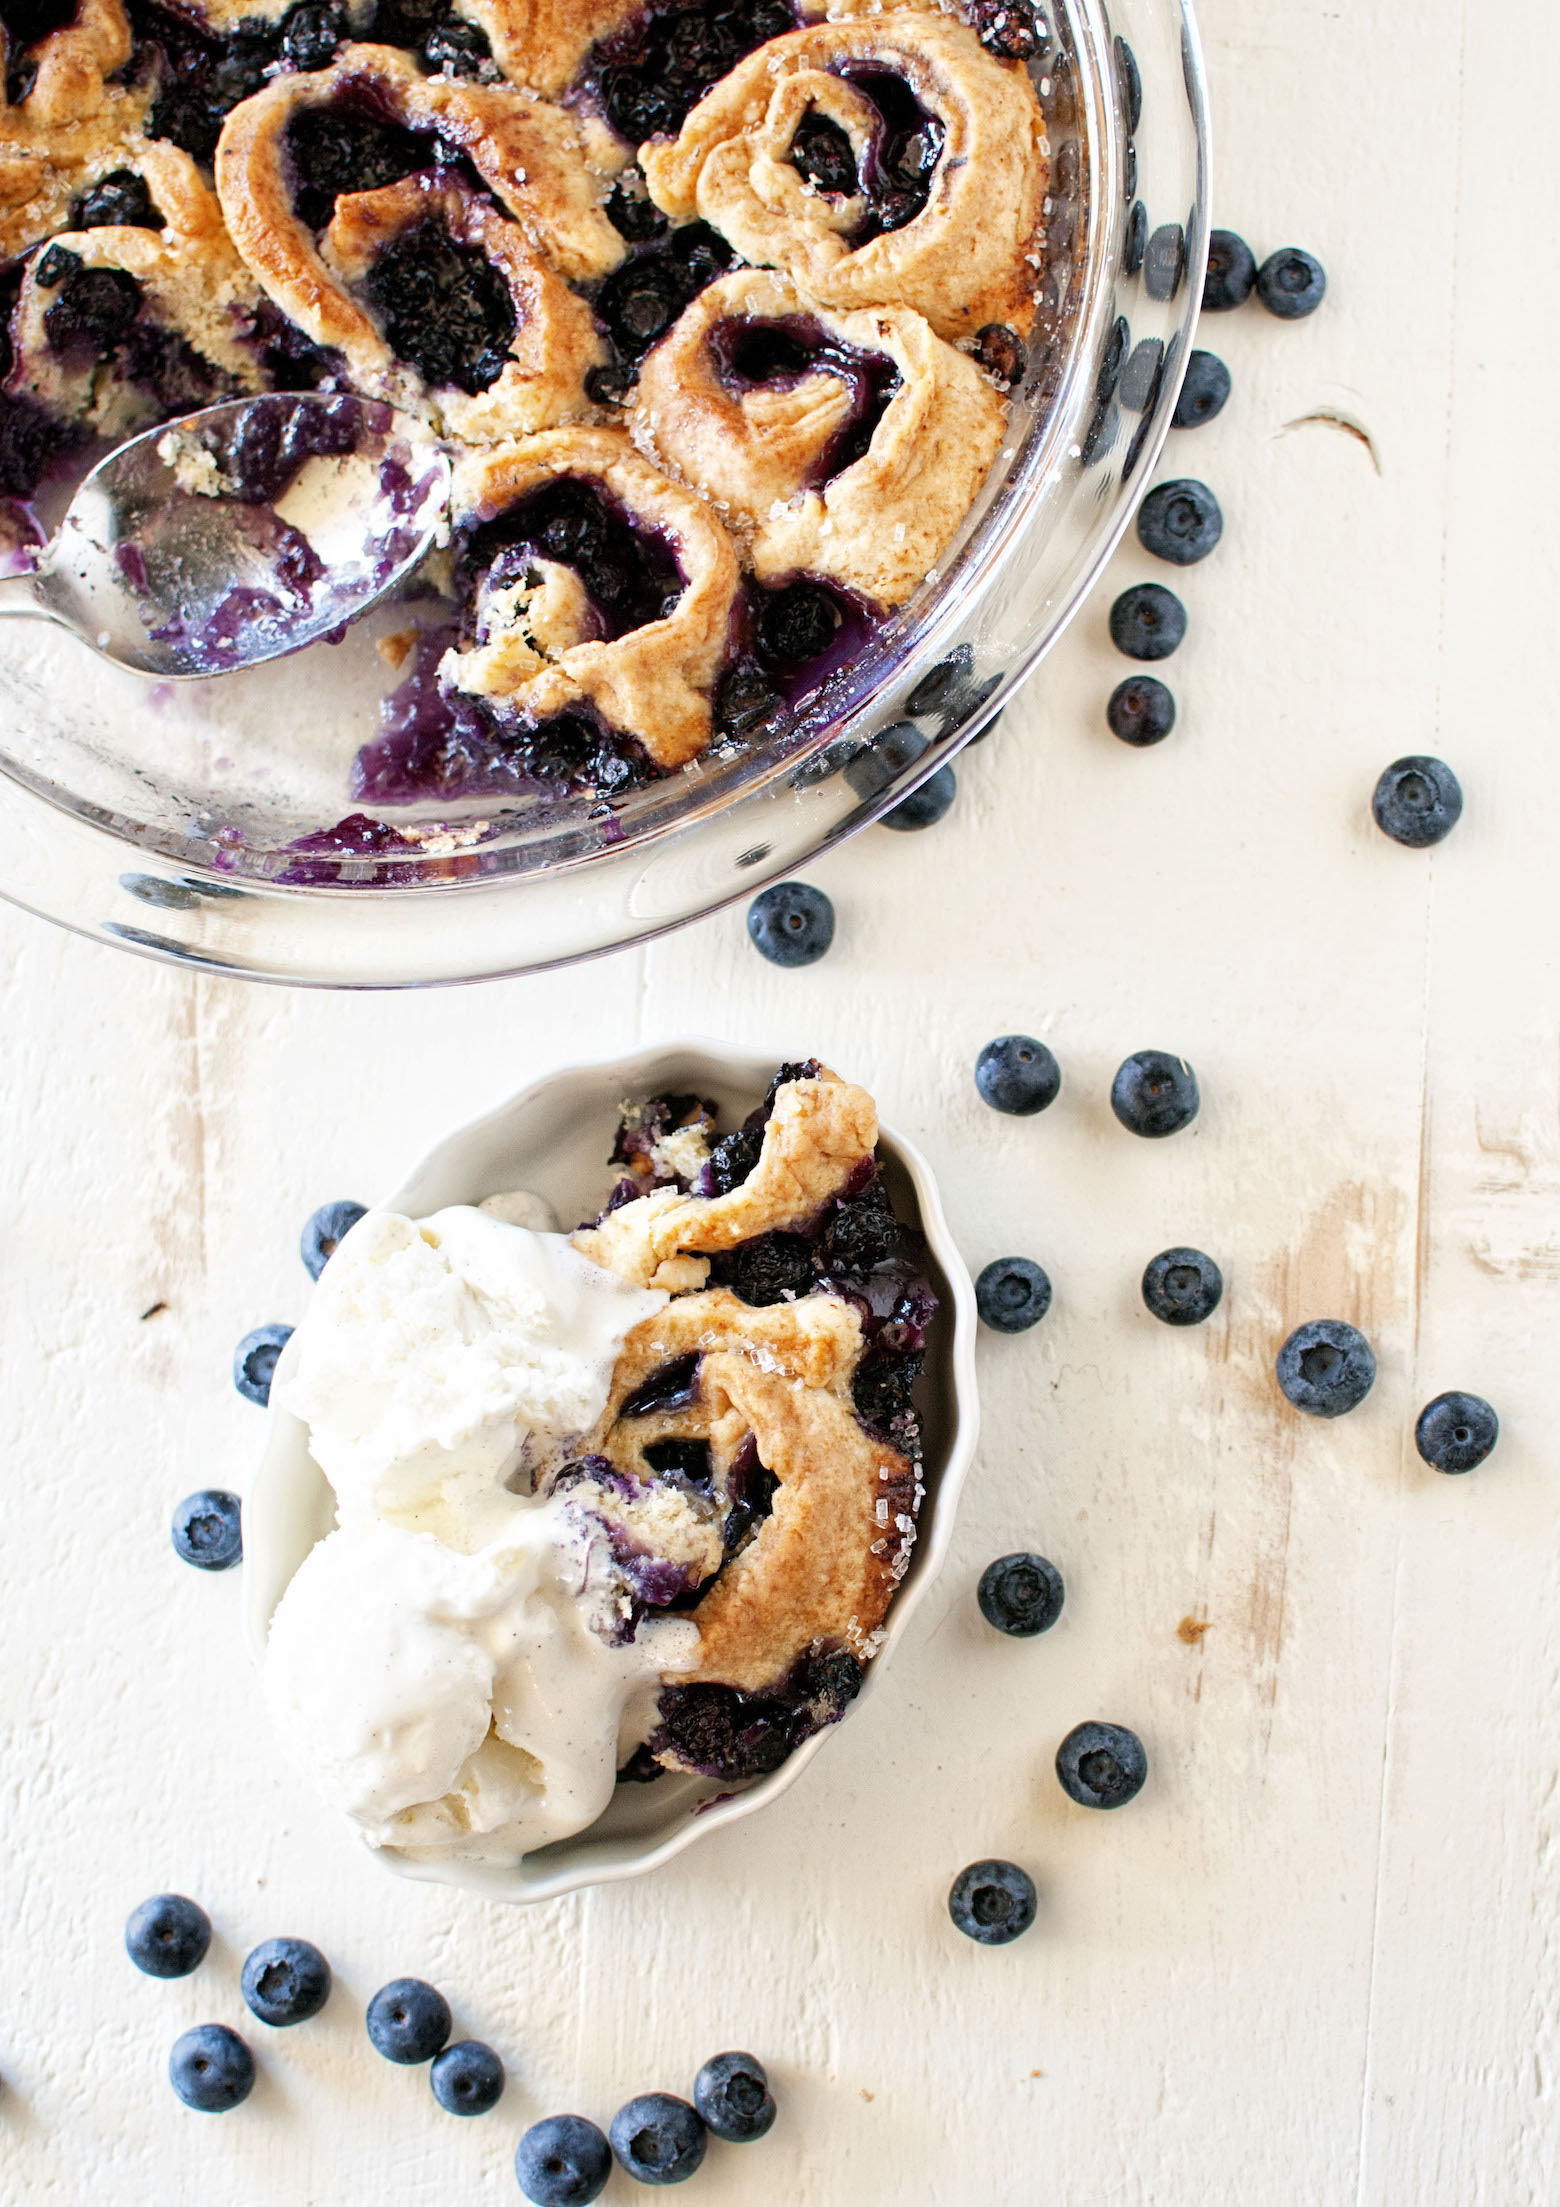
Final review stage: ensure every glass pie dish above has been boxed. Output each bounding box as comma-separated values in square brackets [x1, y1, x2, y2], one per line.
[242, 1039, 979, 1902]
[0, 0, 1209, 985]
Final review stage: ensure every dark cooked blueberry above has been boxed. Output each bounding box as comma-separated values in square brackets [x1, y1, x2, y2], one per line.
[667, 218, 733, 287]
[169, 2024, 254, 2113]
[693, 2051, 775, 2144]
[1108, 582, 1186, 660]
[170, 1488, 242, 1571]
[882, 765, 956, 830]
[1123, 198, 1147, 277]
[43, 266, 142, 359]
[1106, 674, 1175, 746]
[602, 67, 685, 144]
[1276, 1319, 1376, 1418]
[948, 1859, 1036, 1944]
[757, 580, 840, 665]
[1055, 1721, 1147, 1808]
[1137, 477, 1223, 564]
[34, 244, 81, 290]
[716, 1230, 814, 1306]
[431, 2038, 505, 2115]
[1118, 335, 1163, 413]
[126, 1893, 211, 1979]
[366, 1977, 451, 2064]
[1203, 228, 1256, 311]
[609, 2092, 707, 2185]
[364, 220, 515, 394]
[977, 1552, 1063, 1637]
[972, 323, 1027, 387]
[715, 663, 780, 736]
[516, 2113, 613, 2205]
[1256, 246, 1326, 319]
[1143, 222, 1185, 301]
[1115, 33, 1142, 133]
[597, 256, 689, 353]
[300, 1199, 367, 1279]
[822, 1180, 899, 1274]
[852, 1349, 922, 1430]
[606, 178, 669, 242]
[969, 0, 1048, 61]
[422, 12, 491, 74]
[279, 1, 346, 70]
[1371, 756, 1463, 848]
[1414, 1391, 1499, 1474]
[746, 880, 834, 967]
[241, 1937, 331, 2027]
[283, 106, 433, 231]
[975, 1034, 1061, 1116]
[584, 357, 635, 405]
[1111, 1050, 1198, 1138]
[1141, 1246, 1223, 1325]
[70, 168, 164, 232]
[642, 1438, 712, 1486]
[975, 1257, 1051, 1334]
[789, 109, 856, 195]
[233, 1323, 293, 1406]
[698, 1124, 765, 1195]
[1172, 349, 1230, 428]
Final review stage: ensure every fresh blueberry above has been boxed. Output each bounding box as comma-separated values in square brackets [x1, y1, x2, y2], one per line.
[1137, 478, 1223, 565]
[169, 2023, 254, 2112]
[300, 1199, 366, 1280]
[975, 1034, 1061, 1116]
[1118, 336, 1164, 413]
[366, 1977, 451, 2064]
[1256, 246, 1326, 319]
[516, 2114, 613, 2205]
[977, 1552, 1064, 1637]
[1202, 228, 1256, 311]
[1414, 1391, 1499, 1474]
[947, 1859, 1037, 1944]
[1108, 582, 1186, 661]
[240, 1936, 331, 2027]
[609, 2092, 708, 2184]
[975, 1257, 1052, 1333]
[1172, 349, 1230, 428]
[746, 881, 835, 967]
[1371, 756, 1463, 848]
[233, 1322, 293, 1407]
[1276, 1320, 1376, 1418]
[692, 2051, 776, 2143]
[1123, 199, 1147, 278]
[125, 1893, 211, 1979]
[1141, 1247, 1223, 1326]
[845, 719, 929, 798]
[882, 766, 957, 830]
[170, 1488, 242, 1571]
[431, 2038, 505, 2115]
[1107, 675, 1176, 746]
[1143, 222, 1185, 302]
[1055, 1721, 1148, 1808]
[1110, 1050, 1199, 1138]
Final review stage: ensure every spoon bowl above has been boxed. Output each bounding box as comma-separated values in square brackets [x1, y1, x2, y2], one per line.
[0, 393, 450, 679]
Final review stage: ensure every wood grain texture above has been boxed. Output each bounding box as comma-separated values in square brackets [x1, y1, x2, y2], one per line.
[1, 1, 1556, 2198]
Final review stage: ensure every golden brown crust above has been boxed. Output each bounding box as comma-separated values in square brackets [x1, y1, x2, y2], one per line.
[0, 86, 155, 262]
[0, 0, 130, 133]
[461, 0, 641, 98]
[640, 12, 1048, 341]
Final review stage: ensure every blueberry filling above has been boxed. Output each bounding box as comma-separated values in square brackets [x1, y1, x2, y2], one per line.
[605, 169, 669, 244]
[692, 1122, 764, 1196]
[131, 0, 283, 166]
[0, 266, 88, 497]
[827, 65, 944, 239]
[820, 1178, 901, 1274]
[590, 0, 796, 147]
[191, 391, 366, 504]
[709, 314, 900, 483]
[642, 1437, 713, 1486]
[40, 259, 141, 361]
[277, 0, 347, 71]
[594, 218, 734, 376]
[460, 475, 684, 643]
[363, 218, 515, 393]
[719, 1429, 777, 1555]
[2, 0, 81, 105]
[789, 110, 856, 196]
[710, 1230, 814, 1307]
[70, 168, 165, 232]
[609, 1089, 715, 1191]
[361, 0, 493, 76]
[619, 1352, 702, 1419]
[239, 298, 345, 392]
[652, 1643, 863, 1781]
[284, 103, 464, 233]
[967, 0, 1049, 60]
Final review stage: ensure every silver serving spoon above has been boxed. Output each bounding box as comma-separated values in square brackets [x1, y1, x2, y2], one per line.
[0, 392, 450, 680]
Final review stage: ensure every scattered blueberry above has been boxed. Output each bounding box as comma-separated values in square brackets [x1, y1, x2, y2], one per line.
[609, 2092, 708, 2185]
[975, 1257, 1052, 1333]
[300, 1199, 366, 1280]
[232, 1322, 293, 1407]
[1110, 1050, 1199, 1138]
[125, 1893, 211, 1979]
[1143, 222, 1185, 302]
[947, 1859, 1037, 1945]
[1107, 675, 1176, 746]
[431, 2038, 505, 2115]
[1055, 1721, 1148, 1809]
[975, 1034, 1061, 1116]
[240, 1936, 331, 2027]
[516, 2114, 613, 2205]
[977, 1552, 1064, 1637]
[1202, 228, 1256, 311]
[170, 1488, 242, 1571]
[693, 2051, 776, 2143]
[1172, 350, 1230, 428]
[845, 719, 929, 798]
[366, 1977, 451, 2064]
[1371, 756, 1463, 848]
[1414, 1391, 1499, 1474]
[882, 766, 956, 830]
[169, 2023, 254, 2113]
[1141, 1247, 1223, 1326]
[1137, 478, 1223, 565]
[1256, 246, 1327, 319]
[746, 881, 835, 967]
[1108, 582, 1186, 661]
[1276, 1320, 1376, 1418]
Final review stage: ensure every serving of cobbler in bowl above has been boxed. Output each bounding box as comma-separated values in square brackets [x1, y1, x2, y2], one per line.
[0, 0, 1208, 978]
[244, 1044, 976, 1901]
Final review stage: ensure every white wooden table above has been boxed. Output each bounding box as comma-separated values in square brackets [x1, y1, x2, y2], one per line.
[2, 2, 1555, 2197]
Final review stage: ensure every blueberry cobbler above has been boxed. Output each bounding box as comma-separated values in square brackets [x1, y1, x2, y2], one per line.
[1, 0, 1058, 811]
[264, 1061, 937, 1863]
